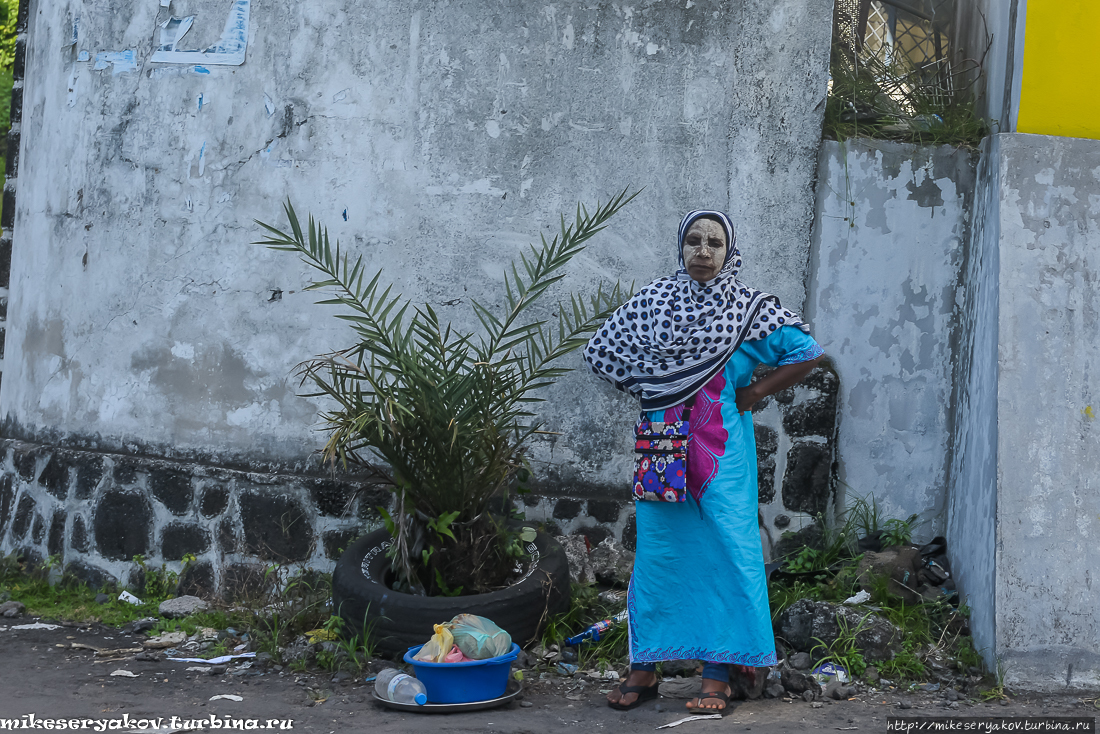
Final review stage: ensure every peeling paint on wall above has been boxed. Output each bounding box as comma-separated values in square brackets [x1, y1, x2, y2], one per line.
[806, 140, 976, 536]
[92, 50, 138, 74]
[150, 0, 250, 66]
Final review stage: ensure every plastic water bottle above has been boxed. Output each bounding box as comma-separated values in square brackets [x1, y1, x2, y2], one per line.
[373, 668, 428, 705]
[565, 609, 629, 646]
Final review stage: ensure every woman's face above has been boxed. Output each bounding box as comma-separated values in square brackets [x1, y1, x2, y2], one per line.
[682, 218, 728, 282]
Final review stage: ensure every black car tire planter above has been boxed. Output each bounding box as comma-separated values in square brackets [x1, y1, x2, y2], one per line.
[332, 527, 571, 657]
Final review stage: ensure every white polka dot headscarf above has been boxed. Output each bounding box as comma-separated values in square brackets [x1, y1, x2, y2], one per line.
[583, 209, 808, 410]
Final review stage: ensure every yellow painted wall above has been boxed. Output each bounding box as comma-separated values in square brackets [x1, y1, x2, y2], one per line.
[1017, 1, 1100, 140]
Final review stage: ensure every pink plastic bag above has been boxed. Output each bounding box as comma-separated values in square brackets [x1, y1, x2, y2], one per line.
[443, 644, 474, 663]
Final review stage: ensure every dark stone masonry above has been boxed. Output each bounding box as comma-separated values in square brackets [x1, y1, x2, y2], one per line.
[0, 362, 840, 591]
[0, 441, 381, 595]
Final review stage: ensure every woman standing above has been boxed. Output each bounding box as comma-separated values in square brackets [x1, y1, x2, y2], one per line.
[584, 210, 825, 713]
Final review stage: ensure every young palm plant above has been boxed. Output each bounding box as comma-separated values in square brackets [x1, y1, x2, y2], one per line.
[255, 190, 638, 595]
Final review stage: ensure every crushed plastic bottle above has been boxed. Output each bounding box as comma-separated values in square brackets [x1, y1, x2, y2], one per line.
[564, 609, 628, 646]
[374, 668, 428, 705]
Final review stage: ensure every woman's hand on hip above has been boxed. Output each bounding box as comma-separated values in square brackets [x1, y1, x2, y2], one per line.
[735, 384, 764, 415]
[736, 356, 825, 415]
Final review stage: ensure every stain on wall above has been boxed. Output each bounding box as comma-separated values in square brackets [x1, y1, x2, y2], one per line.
[806, 139, 976, 537]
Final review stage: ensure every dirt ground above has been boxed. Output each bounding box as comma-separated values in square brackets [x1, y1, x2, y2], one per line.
[1, 620, 1095, 734]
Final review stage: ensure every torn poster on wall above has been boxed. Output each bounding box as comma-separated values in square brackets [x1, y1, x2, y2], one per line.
[93, 50, 138, 74]
[151, 0, 250, 66]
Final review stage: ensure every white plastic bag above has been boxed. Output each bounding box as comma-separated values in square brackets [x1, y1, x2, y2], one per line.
[446, 614, 511, 660]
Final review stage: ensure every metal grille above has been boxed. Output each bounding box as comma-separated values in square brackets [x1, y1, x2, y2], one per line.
[834, 0, 954, 71]
[866, 0, 954, 73]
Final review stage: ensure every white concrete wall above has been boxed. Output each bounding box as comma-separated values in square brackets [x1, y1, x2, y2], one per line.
[945, 134, 1001, 671]
[991, 133, 1100, 690]
[4, 0, 832, 488]
[806, 140, 975, 537]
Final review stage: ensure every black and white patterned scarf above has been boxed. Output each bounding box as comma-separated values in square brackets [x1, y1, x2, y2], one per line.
[584, 210, 808, 411]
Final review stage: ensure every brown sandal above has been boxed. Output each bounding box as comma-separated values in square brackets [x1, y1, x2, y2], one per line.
[687, 689, 733, 714]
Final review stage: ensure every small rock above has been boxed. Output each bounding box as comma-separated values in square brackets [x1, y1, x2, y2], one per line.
[658, 678, 702, 699]
[209, 666, 227, 676]
[898, 701, 912, 710]
[864, 666, 880, 685]
[946, 689, 959, 701]
[144, 632, 187, 649]
[802, 690, 815, 703]
[825, 679, 850, 700]
[131, 618, 159, 632]
[332, 672, 351, 684]
[132, 651, 161, 662]
[949, 701, 960, 710]
[776, 599, 903, 663]
[968, 666, 982, 676]
[654, 704, 664, 713]
[764, 683, 786, 699]
[520, 701, 533, 708]
[588, 537, 635, 587]
[1000, 699, 1010, 707]
[158, 595, 209, 619]
[781, 668, 815, 694]
[0, 601, 25, 618]
[254, 652, 274, 669]
[95, 594, 111, 605]
[661, 659, 699, 678]
[515, 650, 536, 669]
[789, 652, 812, 670]
[561, 648, 577, 663]
[811, 701, 823, 709]
[556, 536, 595, 585]
[282, 636, 315, 665]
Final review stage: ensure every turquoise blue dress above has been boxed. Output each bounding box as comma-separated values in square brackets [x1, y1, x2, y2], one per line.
[628, 325, 823, 666]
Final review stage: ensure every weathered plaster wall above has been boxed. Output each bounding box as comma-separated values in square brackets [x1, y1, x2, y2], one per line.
[2, 0, 832, 498]
[945, 134, 1000, 671]
[956, 0, 1025, 132]
[806, 140, 975, 537]
[992, 133, 1100, 690]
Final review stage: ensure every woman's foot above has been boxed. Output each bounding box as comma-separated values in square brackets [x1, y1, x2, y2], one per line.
[606, 669, 658, 708]
[685, 678, 733, 712]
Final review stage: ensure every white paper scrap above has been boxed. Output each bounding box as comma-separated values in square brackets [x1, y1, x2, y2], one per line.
[110, 670, 139, 678]
[843, 589, 871, 605]
[209, 695, 243, 702]
[186, 666, 212, 673]
[12, 623, 61, 631]
[656, 715, 723, 729]
[118, 590, 143, 605]
[166, 652, 255, 665]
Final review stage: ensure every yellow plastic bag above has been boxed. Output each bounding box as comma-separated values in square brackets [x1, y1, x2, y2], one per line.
[413, 623, 454, 663]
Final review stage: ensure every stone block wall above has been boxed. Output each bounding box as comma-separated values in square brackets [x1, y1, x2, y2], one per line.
[0, 439, 388, 595]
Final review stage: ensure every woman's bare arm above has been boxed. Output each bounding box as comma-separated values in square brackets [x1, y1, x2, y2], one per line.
[734, 355, 824, 415]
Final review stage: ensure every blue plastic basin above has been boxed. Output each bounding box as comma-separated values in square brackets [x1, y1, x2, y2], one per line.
[403, 643, 520, 704]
